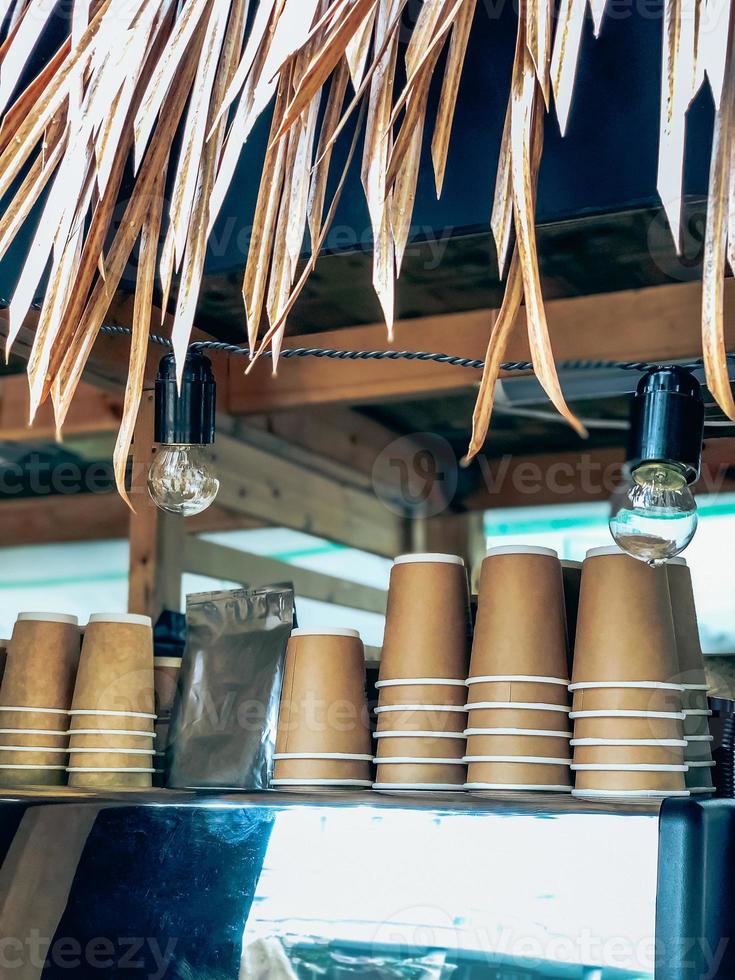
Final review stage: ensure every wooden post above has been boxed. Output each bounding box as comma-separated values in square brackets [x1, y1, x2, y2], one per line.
[127, 390, 184, 619]
[411, 511, 486, 592]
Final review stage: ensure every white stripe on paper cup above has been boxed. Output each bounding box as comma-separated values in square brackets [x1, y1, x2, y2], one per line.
[571, 738, 686, 747]
[467, 675, 569, 686]
[0, 745, 67, 753]
[66, 767, 155, 774]
[273, 753, 372, 761]
[69, 710, 156, 719]
[374, 731, 465, 739]
[374, 757, 465, 765]
[0, 707, 68, 715]
[463, 756, 570, 765]
[376, 678, 466, 688]
[68, 747, 155, 756]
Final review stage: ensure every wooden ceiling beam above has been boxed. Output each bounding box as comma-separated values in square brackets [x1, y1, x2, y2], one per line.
[226, 278, 726, 414]
[461, 440, 735, 511]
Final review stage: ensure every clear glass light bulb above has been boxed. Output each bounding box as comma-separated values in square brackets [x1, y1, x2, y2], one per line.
[609, 462, 697, 566]
[147, 444, 220, 516]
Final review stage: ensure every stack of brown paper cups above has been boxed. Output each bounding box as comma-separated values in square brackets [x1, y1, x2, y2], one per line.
[67, 614, 155, 790]
[152, 656, 181, 786]
[570, 546, 687, 798]
[464, 546, 572, 792]
[374, 554, 471, 790]
[667, 558, 715, 794]
[0, 613, 80, 787]
[273, 629, 372, 790]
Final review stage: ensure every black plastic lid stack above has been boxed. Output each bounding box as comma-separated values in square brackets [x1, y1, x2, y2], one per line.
[154, 352, 216, 446]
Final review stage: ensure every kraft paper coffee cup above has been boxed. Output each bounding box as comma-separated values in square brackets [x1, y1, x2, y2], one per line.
[0, 728, 68, 748]
[275, 629, 372, 759]
[153, 656, 181, 719]
[379, 555, 470, 681]
[682, 689, 709, 712]
[571, 685, 683, 714]
[571, 712, 685, 740]
[374, 734, 466, 760]
[465, 733, 572, 759]
[376, 679, 466, 707]
[561, 560, 582, 674]
[467, 704, 571, 733]
[374, 759, 466, 786]
[68, 768, 153, 789]
[69, 710, 156, 733]
[375, 705, 467, 733]
[685, 737, 714, 765]
[68, 731, 156, 751]
[572, 765, 687, 793]
[466, 678, 569, 707]
[0, 613, 80, 713]
[683, 711, 712, 737]
[685, 761, 715, 793]
[465, 758, 571, 787]
[667, 559, 708, 688]
[273, 754, 372, 782]
[572, 742, 686, 766]
[71, 615, 155, 716]
[469, 547, 568, 680]
[572, 548, 679, 684]
[0, 765, 67, 787]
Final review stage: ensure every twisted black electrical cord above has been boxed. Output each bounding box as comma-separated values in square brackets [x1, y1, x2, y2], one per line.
[3, 303, 732, 373]
[95, 323, 721, 374]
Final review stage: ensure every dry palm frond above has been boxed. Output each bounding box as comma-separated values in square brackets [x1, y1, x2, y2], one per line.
[1, 0, 734, 502]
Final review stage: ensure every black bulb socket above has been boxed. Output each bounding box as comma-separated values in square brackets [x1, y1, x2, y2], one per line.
[154, 351, 216, 446]
[626, 367, 704, 484]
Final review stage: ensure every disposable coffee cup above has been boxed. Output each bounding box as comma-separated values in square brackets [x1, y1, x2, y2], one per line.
[466, 677, 569, 707]
[272, 778, 373, 789]
[467, 705, 571, 733]
[275, 629, 371, 757]
[71, 615, 154, 716]
[67, 768, 153, 789]
[469, 547, 568, 679]
[273, 754, 372, 782]
[571, 685, 683, 714]
[0, 613, 80, 713]
[572, 766, 687, 793]
[465, 759, 571, 787]
[667, 560, 709, 688]
[68, 731, 156, 751]
[374, 734, 466, 760]
[571, 713, 684, 740]
[0, 766, 67, 787]
[465, 733, 571, 759]
[379, 555, 470, 681]
[572, 548, 679, 684]
[685, 762, 715, 793]
[376, 678, 466, 707]
[685, 738, 714, 765]
[153, 656, 182, 719]
[572, 742, 686, 766]
[69, 710, 156, 733]
[683, 712, 713, 737]
[561, 560, 582, 674]
[375, 705, 467, 733]
[682, 689, 709, 712]
[374, 759, 466, 785]
[0, 728, 68, 748]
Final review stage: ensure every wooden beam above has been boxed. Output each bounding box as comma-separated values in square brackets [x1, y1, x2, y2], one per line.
[183, 537, 387, 615]
[127, 391, 184, 619]
[0, 375, 122, 441]
[0, 492, 262, 548]
[211, 430, 408, 557]
[462, 440, 735, 511]
[226, 279, 726, 413]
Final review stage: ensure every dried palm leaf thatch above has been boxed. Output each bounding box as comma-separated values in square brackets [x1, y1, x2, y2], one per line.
[0, 0, 734, 506]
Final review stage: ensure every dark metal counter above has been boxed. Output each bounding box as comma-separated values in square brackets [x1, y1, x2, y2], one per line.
[0, 789, 732, 979]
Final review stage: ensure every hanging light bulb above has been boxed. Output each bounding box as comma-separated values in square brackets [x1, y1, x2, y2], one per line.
[147, 351, 220, 516]
[609, 367, 704, 566]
